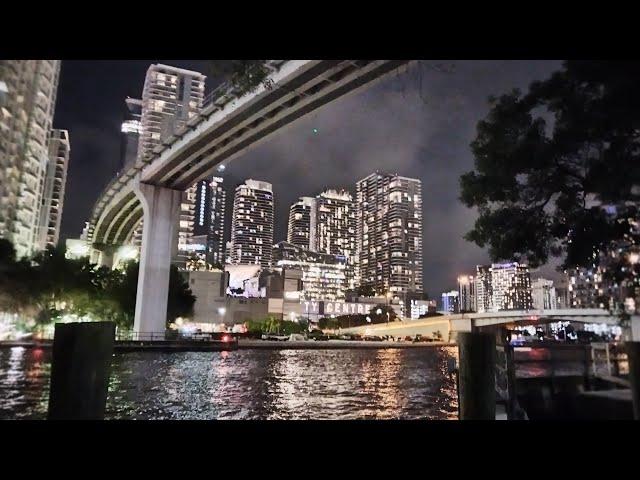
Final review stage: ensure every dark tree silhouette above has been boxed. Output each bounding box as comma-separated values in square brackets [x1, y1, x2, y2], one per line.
[460, 61, 640, 312]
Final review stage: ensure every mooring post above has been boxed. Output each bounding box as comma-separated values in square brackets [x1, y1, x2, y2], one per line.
[48, 322, 115, 420]
[457, 331, 496, 420]
[627, 341, 640, 420]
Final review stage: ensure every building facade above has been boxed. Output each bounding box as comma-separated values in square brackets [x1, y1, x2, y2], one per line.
[273, 241, 347, 301]
[531, 278, 558, 310]
[175, 183, 198, 268]
[0, 60, 61, 257]
[38, 129, 69, 248]
[287, 190, 357, 289]
[287, 196, 315, 249]
[313, 190, 355, 257]
[475, 262, 533, 312]
[136, 64, 206, 269]
[441, 290, 459, 313]
[230, 179, 274, 268]
[136, 64, 206, 164]
[457, 275, 476, 312]
[356, 172, 423, 299]
[566, 267, 617, 309]
[186, 176, 227, 266]
[119, 97, 142, 172]
[207, 176, 226, 266]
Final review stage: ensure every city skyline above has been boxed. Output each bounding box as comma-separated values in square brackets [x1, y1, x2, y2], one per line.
[52, 60, 563, 296]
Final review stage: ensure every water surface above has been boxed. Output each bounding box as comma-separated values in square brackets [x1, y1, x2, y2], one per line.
[0, 346, 459, 420]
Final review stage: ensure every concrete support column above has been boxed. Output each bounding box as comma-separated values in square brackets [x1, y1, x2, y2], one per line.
[98, 250, 114, 269]
[133, 182, 182, 334]
[630, 315, 640, 341]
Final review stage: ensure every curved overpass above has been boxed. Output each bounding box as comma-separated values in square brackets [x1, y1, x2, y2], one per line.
[88, 60, 410, 247]
[86, 60, 412, 332]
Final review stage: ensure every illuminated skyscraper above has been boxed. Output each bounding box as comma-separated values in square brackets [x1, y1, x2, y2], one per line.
[38, 129, 70, 248]
[565, 267, 616, 309]
[0, 60, 61, 257]
[475, 262, 533, 312]
[287, 196, 315, 249]
[314, 190, 356, 256]
[356, 172, 423, 298]
[287, 190, 358, 288]
[457, 275, 476, 312]
[441, 290, 459, 313]
[230, 179, 274, 268]
[136, 64, 206, 268]
[137, 64, 205, 165]
[191, 176, 227, 266]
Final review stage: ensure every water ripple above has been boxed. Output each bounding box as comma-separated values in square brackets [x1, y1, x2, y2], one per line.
[0, 347, 459, 420]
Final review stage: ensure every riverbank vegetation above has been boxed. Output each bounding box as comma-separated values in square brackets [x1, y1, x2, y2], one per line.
[0, 239, 195, 337]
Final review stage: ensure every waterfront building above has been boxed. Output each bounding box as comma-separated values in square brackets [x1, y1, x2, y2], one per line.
[188, 267, 306, 326]
[287, 196, 315, 249]
[0, 60, 61, 257]
[356, 172, 423, 299]
[175, 182, 198, 269]
[136, 64, 206, 269]
[566, 267, 616, 309]
[191, 176, 227, 266]
[273, 241, 347, 301]
[137, 64, 205, 164]
[475, 262, 533, 312]
[38, 129, 70, 248]
[207, 176, 227, 266]
[457, 274, 476, 312]
[287, 190, 357, 288]
[314, 189, 357, 289]
[441, 290, 459, 313]
[410, 299, 437, 319]
[229, 179, 274, 268]
[531, 278, 558, 310]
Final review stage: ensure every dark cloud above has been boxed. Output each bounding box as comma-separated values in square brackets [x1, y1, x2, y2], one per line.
[55, 60, 563, 298]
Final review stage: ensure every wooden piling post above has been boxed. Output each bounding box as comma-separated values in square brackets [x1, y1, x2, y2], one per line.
[627, 342, 640, 420]
[457, 331, 496, 420]
[48, 322, 115, 420]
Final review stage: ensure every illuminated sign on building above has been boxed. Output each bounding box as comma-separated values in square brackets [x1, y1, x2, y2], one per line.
[182, 243, 206, 252]
[301, 301, 375, 316]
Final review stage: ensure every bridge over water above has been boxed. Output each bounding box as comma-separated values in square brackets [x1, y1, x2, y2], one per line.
[340, 309, 635, 342]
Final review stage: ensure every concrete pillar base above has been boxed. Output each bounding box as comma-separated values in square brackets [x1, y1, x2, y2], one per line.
[133, 182, 182, 334]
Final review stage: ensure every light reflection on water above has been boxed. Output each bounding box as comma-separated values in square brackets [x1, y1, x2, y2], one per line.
[0, 347, 459, 420]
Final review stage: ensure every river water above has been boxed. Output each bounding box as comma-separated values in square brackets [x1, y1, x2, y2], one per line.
[0, 346, 459, 420]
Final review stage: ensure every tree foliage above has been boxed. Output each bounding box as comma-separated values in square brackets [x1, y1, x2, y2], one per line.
[0, 239, 196, 333]
[461, 61, 640, 279]
[355, 284, 377, 297]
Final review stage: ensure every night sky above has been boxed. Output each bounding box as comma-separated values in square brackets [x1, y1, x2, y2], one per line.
[53, 60, 563, 298]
